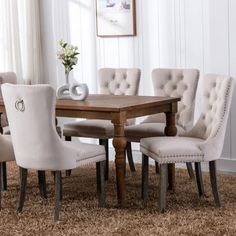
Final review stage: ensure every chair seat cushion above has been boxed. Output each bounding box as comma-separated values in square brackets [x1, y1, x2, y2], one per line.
[66, 141, 106, 166]
[1, 112, 8, 128]
[125, 123, 185, 142]
[63, 120, 114, 139]
[0, 135, 15, 162]
[140, 137, 204, 164]
[3, 126, 10, 135]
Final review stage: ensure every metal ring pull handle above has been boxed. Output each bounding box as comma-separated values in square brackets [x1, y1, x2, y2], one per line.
[15, 99, 25, 112]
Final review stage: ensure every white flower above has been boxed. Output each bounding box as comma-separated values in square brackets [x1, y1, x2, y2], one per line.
[57, 39, 80, 74]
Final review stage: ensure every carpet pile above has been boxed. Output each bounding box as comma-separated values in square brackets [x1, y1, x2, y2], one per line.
[0, 162, 236, 235]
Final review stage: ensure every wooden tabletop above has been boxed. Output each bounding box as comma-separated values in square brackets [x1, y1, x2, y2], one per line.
[56, 94, 180, 112]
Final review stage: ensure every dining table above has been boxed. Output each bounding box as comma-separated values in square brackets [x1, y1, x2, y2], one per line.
[55, 94, 180, 205]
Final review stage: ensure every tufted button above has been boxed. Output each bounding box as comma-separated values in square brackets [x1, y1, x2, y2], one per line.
[105, 82, 109, 87]
[185, 85, 188, 90]
[178, 74, 184, 80]
[160, 85, 164, 89]
[127, 84, 130, 88]
[123, 74, 127, 79]
[168, 75, 172, 80]
[112, 74, 115, 80]
[117, 84, 120, 88]
[173, 85, 177, 90]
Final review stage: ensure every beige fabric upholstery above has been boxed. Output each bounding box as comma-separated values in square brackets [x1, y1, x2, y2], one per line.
[0, 135, 15, 162]
[140, 74, 233, 163]
[148, 68, 199, 129]
[141, 137, 204, 163]
[0, 72, 17, 128]
[125, 123, 185, 142]
[0, 72, 17, 86]
[63, 68, 141, 138]
[125, 68, 199, 142]
[99, 68, 140, 95]
[64, 120, 114, 139]
[2, 84, 105, 171]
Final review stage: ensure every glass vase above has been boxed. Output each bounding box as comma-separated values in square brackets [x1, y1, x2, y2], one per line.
[65, 72, 70, 85]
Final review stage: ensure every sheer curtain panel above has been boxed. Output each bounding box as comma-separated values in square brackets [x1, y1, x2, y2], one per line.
[0, 0, 42, 83]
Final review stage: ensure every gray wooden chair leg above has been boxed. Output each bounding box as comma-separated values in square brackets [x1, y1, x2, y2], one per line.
[141, 154, 149, 200]
[209, 161, 221, 207]
[38, 171, 47, 199]
[99, 139, 109, 181]
[54, 171, 62, 223]
[194, 162, 205, 197]
[155, 161, 159, 174]
[159, 164, 168, 213]
[96, 161, 105, 207]
[65, 136, 72, 177]
[126, 142, 136, 172]
[186, 162, 194, 179]
[0, 162, 7, 191]
[17, 167, 28, 213]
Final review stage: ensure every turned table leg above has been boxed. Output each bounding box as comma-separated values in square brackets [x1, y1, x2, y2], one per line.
[112, 112, 127, 205]
[164, 111, 177, 191]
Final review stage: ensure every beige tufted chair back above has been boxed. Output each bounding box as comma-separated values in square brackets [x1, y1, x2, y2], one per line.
[0, 72, 17, 129]
[183, 74, 233, 161]
[99, 68, 140, 96]
[0, 72, 17, 96]
[201, 75, 232, 140]
[187, 75, 233, 139]
[151, 68, 199, 130]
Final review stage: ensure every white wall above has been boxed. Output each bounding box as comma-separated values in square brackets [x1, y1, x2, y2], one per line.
[39, 0, 236, 166]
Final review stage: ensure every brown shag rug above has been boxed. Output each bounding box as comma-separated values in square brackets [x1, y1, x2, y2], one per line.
[0, 162, 236, 236]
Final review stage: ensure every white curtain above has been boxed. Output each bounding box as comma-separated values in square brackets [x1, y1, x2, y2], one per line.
[0, 0, 42, 84]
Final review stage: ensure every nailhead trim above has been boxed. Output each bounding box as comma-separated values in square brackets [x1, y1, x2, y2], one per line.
[141, 145, 204, 164]
[209, 78, 232, 139]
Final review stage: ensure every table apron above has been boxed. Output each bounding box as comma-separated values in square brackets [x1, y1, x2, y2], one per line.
[56, 109, 115, 120]
[125, 103, 177, 119]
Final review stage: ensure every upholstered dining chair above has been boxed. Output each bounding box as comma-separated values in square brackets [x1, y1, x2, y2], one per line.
[140, 74, 233, 212]
[0, 134, 15, 209]
[0, 72, 62, 189]
[2, 84, 106, 222]
[0, 72, 17, 191]
[63, 68, 141, 179]
[125, 68, 199, 177]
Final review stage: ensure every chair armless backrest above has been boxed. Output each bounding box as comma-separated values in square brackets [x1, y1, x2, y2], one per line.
[149, 68, 199, 130]
[0, 72, 17, 128]
[99, 68, 140, 96]
[0, 72, 17, 86]
[1, 84, 72, 170]
[183, 74, 234, 161]
[99, 68, 141, 125]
